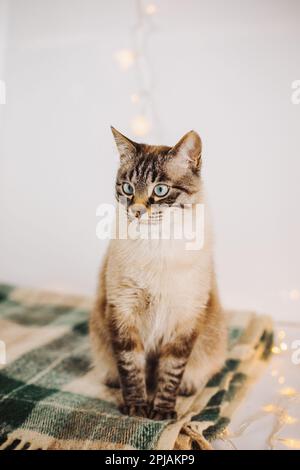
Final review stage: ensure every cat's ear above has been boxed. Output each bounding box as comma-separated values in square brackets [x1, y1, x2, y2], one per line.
[169, 131, 202, 171]
[111, 126, 137, 162]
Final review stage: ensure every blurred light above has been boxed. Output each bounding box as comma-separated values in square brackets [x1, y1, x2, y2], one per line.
[280, 342, 288, 351]
[282, 414, 298, 425]
[130, 93, 140, 103]
[115, 49, 136, 70]
[145, 3, 158, 15]
[263, 404, 278, 413]
[279, 438, 300, 449]
[271, 369, 278, 377]
[272, 346, 281, 355]
[278, 376, 285, 385]
[278, 330, 286, 340]
[131, 115, 151, 136]
[279, 387, 297, 396]
[289, 289, 300, 301]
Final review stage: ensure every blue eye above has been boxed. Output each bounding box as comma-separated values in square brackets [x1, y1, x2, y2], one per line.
[154, 184, 169, 197]
[122, 182, 134, 195]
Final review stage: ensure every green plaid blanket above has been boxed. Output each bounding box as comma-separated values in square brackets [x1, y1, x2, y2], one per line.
[0, 284, 273, 450]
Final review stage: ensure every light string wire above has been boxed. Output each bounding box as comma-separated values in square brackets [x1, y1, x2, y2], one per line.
[220, 391, 300, 450]
[218, 322, 300, 450]
[115, 1, 162, 141]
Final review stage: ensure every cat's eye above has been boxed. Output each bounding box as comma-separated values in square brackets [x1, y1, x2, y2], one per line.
[153, 184, 169, 197]
[122, 182, 134, 195]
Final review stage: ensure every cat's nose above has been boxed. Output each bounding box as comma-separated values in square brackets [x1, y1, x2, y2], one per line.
[129, 204, 147, 219]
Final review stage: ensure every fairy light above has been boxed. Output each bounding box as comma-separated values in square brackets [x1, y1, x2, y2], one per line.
[145, 3, 158, 15]
[130, 93, 140, 103]
[114, 0, 162, 139]
[131, 115, 151, 136]
[282, 414, 298, 425]
[278, 438, 300, 449]
[279, 387, 297, 397]
[262, 405, 297, 423]
[289, 289, 300, 301]
[220, 317, 300, 450]
[263, 404, 278, 413]
[278, 330, 286, 340]
[115, 49, 136, 70]
[271, 346, 281, 355]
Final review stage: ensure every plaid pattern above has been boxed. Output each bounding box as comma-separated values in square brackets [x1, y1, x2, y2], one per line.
[0, 284, 273, 450]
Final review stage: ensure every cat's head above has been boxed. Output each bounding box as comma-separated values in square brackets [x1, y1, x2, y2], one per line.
[111, 127, 202, 222]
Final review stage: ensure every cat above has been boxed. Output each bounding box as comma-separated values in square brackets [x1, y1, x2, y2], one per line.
[89, 127, 226, 420]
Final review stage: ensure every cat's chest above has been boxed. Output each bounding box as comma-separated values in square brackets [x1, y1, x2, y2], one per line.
[127, 239, 199, 285]
[112, 237, 211, 298]
[117, 239, 211, 344]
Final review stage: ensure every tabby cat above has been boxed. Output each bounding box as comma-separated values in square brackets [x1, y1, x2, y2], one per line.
[90, 127, 226, 420]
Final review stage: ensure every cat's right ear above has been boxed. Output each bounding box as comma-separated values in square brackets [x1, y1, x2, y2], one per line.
[111, 126, 137, 163]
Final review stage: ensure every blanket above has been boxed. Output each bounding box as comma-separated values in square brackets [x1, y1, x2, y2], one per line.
[0, 284, 273, 450]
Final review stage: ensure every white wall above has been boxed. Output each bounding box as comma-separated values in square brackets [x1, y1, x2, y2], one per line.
[0, 0, 299, 322]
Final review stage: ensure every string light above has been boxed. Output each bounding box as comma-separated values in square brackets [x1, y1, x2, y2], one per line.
[131, 115, 151, 136]
[145, 3, 158, 15]
[271, 346, 281, 355]
[263, 404, 278, 413]
[278, 438, 300, 449]
[278, 330, 286, 340]
[289, 289, 300, 301]
[281, 414, 298, 425]
[115, 49, 136, 70]
[130, 93, 140, 103]
[219, 323, 300, 449]
[279, 387, 297, 397]
[114, 0, 162, 139]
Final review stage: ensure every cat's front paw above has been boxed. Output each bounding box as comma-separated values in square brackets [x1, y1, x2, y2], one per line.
[149, 408, 177, 421]
[119, 402, 150, 418]
[178, 381, 196, 397]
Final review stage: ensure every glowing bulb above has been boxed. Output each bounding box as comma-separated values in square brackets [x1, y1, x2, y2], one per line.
[263, 404, 277, 413]
[278, 376, 285, 385]
[145, 3, 158, 15]
[131, 115, 151, 136]
[272, 346, 281, 355]
[115, 49, 136, 70]
[279, 387, 297, 396]
[282, 414, 297, 425]
[278, 330, 286, 340]
[280, 342, 288, 351]
[289, 289, 300, 300]
[279, 438, 300, 449]
[130, 93, 140, 103]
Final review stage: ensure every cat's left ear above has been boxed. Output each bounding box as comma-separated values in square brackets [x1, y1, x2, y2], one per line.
[111, 126, 137, 162]
[169, 130, 202, 171]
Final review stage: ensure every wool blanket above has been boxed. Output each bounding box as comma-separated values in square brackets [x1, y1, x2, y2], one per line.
[0, 284, 273, 450]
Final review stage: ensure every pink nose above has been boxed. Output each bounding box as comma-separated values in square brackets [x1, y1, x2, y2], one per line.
[129, 204, 147, 219]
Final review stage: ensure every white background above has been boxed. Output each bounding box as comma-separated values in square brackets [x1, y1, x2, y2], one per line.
[0, 0, 299, 322]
